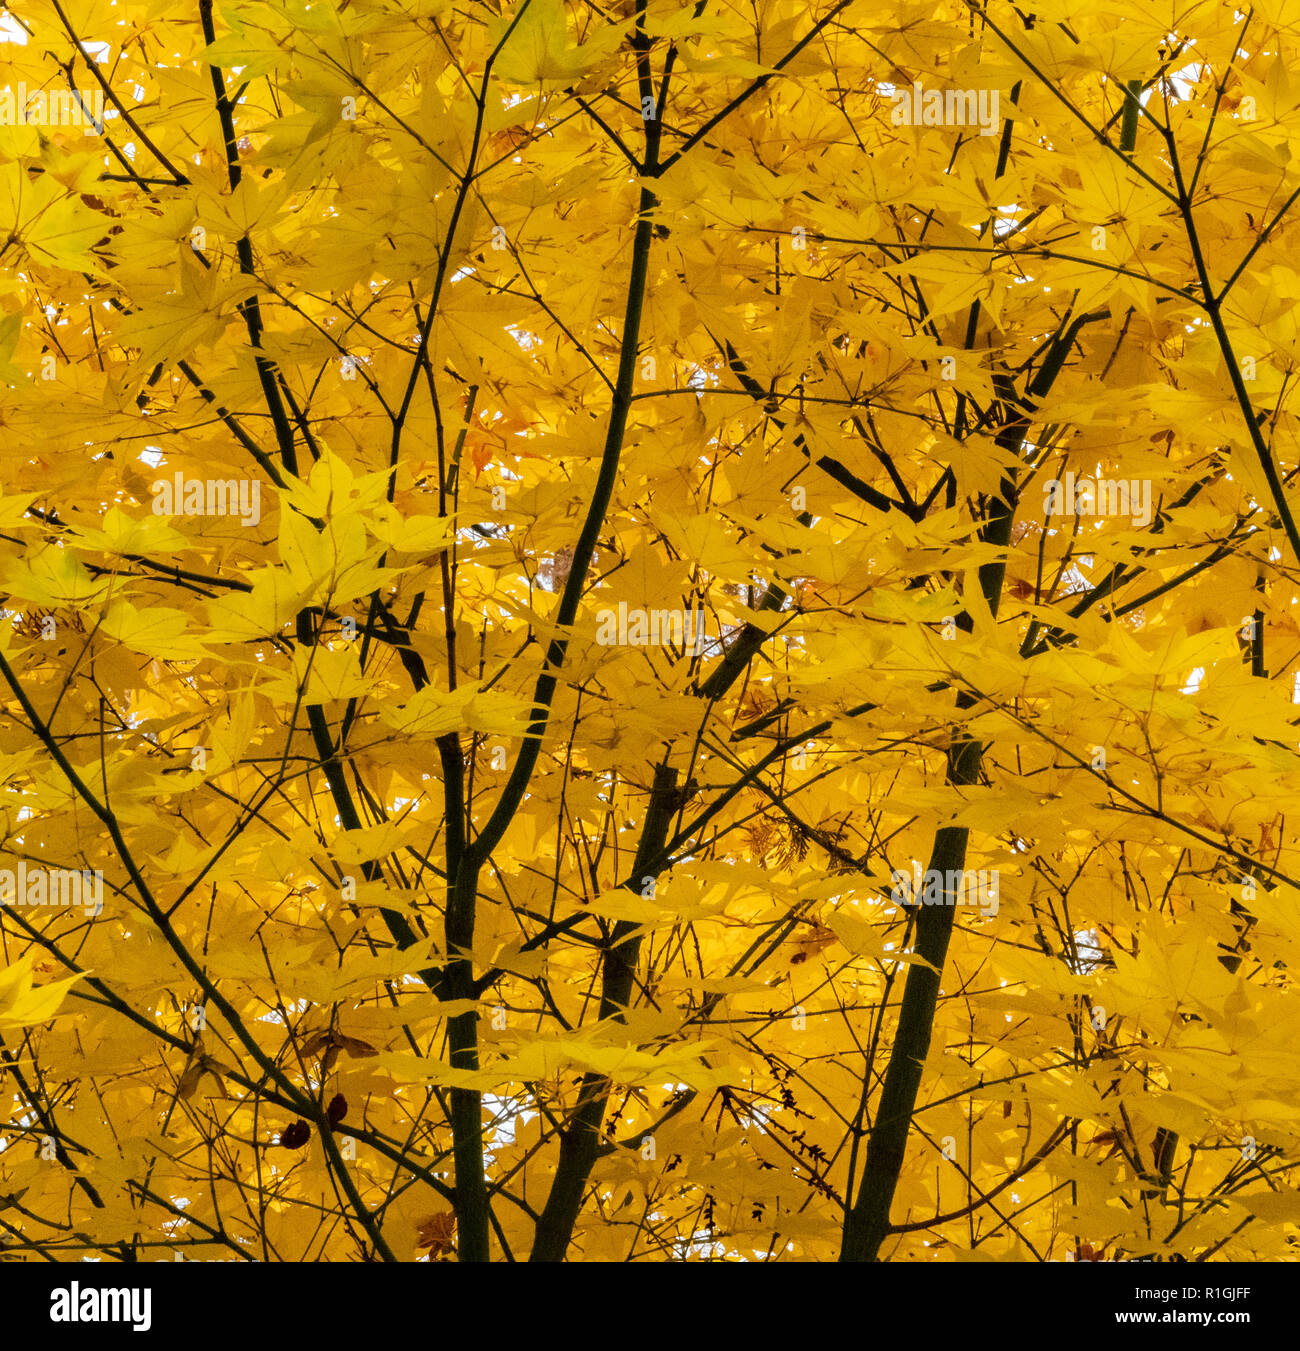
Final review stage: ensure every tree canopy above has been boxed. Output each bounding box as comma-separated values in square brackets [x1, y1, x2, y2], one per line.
[1, 0, 1300, 1264]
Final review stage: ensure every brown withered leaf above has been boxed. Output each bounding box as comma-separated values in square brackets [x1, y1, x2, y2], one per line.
[300, 1029, 331, 1057]
[302, 1030, 378, 1062]
[280, 1120, 311, 1149]
[416, 1211, 456, 1259]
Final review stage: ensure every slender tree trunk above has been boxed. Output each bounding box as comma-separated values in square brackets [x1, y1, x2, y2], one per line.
[840, 363, 1037, 1258]
[530, 765, 679, 1261]
[839, 730, 980, 1261]
[446, 861, 491, 1261]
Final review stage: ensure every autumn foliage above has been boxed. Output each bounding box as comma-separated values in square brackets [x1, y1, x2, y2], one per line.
[1, 0, 1300, 1264]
